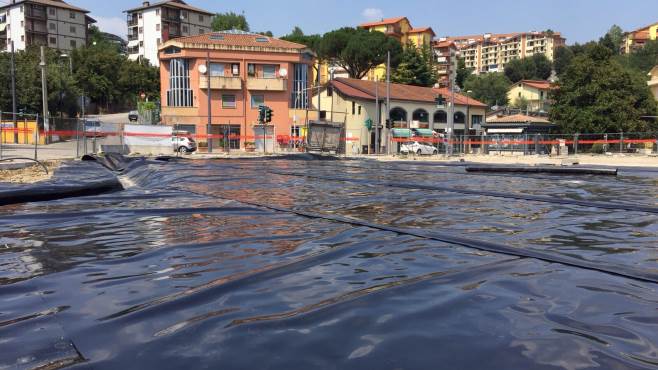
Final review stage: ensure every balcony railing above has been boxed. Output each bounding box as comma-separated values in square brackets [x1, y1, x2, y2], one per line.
[25, 9, 46, 20]
[127, 19, 138, 27]
[247, 78, 286, 91]
[128, 34, 138, 41]
[199, 76, 242, 90]
[127, 46, 139, 54]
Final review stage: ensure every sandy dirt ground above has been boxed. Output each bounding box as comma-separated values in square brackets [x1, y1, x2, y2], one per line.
[372, 153, 658, 168]
[0, 161, 60, 183]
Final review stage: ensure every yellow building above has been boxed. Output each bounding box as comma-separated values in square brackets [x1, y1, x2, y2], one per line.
[359, 17, 435, 81]
[647, 66, 658, 100]
[507, 80, 552, 112]
[623, 22, 658, 54]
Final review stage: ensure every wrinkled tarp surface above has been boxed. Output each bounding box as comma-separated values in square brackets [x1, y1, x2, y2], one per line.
[1, 158, 657, 370]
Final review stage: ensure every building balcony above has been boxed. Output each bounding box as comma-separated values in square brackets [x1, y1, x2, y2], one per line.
[128, 34, 138, 41]
[247, 78, 286, 91]
[127, 46, 139, 54]
[127, 19, 138, 27]
[25, 10, 46, 20]
[199, 76, 242, 90]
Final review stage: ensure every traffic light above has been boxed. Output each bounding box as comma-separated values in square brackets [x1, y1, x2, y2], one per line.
[385, 119, 392, 129]
[364, 118, 372, 131]
[264, 107, 273, 123]
[258, 105, 266, 123]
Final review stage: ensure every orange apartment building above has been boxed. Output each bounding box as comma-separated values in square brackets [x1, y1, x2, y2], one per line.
[158, 30, 315, 149]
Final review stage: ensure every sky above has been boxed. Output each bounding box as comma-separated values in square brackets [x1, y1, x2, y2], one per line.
[76, 0, 658, 44]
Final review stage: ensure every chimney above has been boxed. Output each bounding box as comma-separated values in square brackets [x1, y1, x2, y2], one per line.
[143, 1, 150, 6]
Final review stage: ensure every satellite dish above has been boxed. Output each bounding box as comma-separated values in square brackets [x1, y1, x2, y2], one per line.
[279, 68, 288, 78]
[198, 64, 207, 74]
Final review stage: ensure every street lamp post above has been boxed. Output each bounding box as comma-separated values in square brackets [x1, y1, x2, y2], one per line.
[466, 89, 473, 154]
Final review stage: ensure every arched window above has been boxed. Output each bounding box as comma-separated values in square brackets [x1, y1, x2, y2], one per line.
[433, 110, 447, 123]
[454, 112, 466, 124]
[412, 109, 429, 123]
[390, 107, 407, 123]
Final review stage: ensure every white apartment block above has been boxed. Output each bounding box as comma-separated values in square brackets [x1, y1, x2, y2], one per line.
[0, 0, 94, 52]
[446, 31, 566, 74]
[124, 0, 213, 66]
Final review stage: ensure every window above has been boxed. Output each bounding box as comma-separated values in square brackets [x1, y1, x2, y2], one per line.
[21, 35, 24, 42]
[182, 25, 188, 33]
[20, 5, 23, 13]
[290, 63, 308, 109]
[247, 64, 256, 77]
[156, 38, 161, 45]
[139, 27, 143, 34]
[471, 115, 483, 126]
[262, 65, 276, 79]
[433, 110, 447, 123]
[155, 8, 160, 15]
[251, 94, 264, 108]
[412, 109, 429, 123]
[70, 40, 76, 48]
[49, 23, 55, 31]
[199, 28, 205, 35]
[222, 95, 236, 108]
[167, 58, 193, 107]
[326, 86, 333, 97]
[139, 41, 143, 47]
[209, 63, 224, 77]
[352, 102, 356, 115]
[182, 11, 188, 19]
[20, 21, 23, 27]
[70, 26, 76, 33]
[69, 11, 75, 19]
[199, 14, 204, 22]
[138, 12, 142, 19]
[49, 37, 56, 44]
[540, 91, 544, 99]
[231, 63, 239, 76]
[358, 106, 362, 115]
[156, 24, 160, 31]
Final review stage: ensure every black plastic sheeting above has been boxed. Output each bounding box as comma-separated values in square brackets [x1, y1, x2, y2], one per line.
[1, 157, 658, 369]
[0, 161, 122, 206]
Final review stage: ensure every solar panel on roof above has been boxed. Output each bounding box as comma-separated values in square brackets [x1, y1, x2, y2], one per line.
[255, 37, 269, 43]
[209, 34, 224, 40]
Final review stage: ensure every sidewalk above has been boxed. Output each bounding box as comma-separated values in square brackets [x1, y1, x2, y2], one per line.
[0, 141, 78, 161]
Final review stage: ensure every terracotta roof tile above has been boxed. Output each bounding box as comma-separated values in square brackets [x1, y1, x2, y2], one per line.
[408, 27, 435, 35]
[486, 114, 551, 124]
[359, 17, 408, 28]
[518, 80, 552, 90]
[331, 78, 487, 108]
[163, 31, 308, 51]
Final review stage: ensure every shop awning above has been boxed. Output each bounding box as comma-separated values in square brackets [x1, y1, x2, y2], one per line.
[487, 128, 524, 134]
[413, 129, 434, 137]
[392, 128, 412, 138]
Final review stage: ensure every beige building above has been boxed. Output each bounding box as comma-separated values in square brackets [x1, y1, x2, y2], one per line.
[507, 80, 552, 112]
[446, 31, 566, 74]
[0, 0, 95, 52]
[315, 77, 487, 154]
[432, 40, 457, 87]
[125, 0, 213, 65]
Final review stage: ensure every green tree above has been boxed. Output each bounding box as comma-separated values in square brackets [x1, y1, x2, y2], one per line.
[599, 25, 624, 54]
[455, 57, 473, 88]
[463, 72, 511, 107]
[320, 27, 402, 79]
[616, 39, 658, 73]
[550, 44, 657, 134]
[554, 46, 574, 76]
[512, 96, 529, 111]
[211, 11, 249, 32]
[391, 42, 437, 87]
[504, 54, 552, 83]
[117, 58, 160, 105]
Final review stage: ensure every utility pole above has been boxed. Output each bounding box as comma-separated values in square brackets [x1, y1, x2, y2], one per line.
[206, 51, 212, 153]
[375, 77, 379, 155]
[386, 51, 391, 155]
[10, 41, 17, 143]
[447, 72, 455, 157]
[40, 46, 49, 144]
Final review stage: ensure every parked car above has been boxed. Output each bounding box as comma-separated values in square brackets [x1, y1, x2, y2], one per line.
[400, 141, 438, 155]
[128, 111, 139, 122]
[84, 120, 106, 137]
[173, 131, 197, 153]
